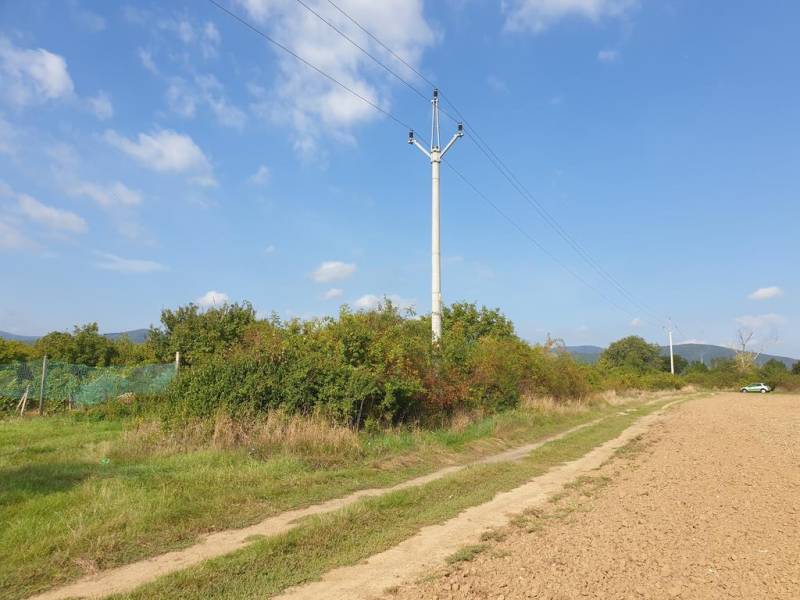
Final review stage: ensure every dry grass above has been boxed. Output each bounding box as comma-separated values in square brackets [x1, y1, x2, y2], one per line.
[114, 411, 362, 465]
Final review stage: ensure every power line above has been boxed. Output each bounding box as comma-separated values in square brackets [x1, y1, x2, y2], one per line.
[444, 161, 640, 320]
[205, 0, 658, 323]
[206, 0, 425, 142]
[293, 0, 429, 102]
[321, 0, 667, 326]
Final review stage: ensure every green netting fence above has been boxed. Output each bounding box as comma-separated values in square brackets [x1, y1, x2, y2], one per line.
[0, 359, 176, 410]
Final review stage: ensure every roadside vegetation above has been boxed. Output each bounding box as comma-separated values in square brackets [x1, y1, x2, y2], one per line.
[0, 299, 792, 599]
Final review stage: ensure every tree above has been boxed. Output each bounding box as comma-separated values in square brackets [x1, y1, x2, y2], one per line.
[660, 353, 688, 375]
[793, 361, 800, 375]
[72, 323, 117, 366]
[0, 339, 35, 363]
[148, 301, 257, 365]
[734, 328, 762, 372]
[685, 360, 709, 374]
[599, 336, 661, 373]
[442, 303, 516, 344]
[33, 331, 75, 363]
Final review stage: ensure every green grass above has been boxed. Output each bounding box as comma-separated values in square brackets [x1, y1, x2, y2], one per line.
[0, 398, 653, 600]
[113, 399, 676, 600]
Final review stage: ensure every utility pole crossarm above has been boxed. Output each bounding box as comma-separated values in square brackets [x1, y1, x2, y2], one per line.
[408, 130, 431, 158]
[440, 123, 464, 158]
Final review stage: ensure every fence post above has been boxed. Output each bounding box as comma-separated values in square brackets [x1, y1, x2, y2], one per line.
[38, 354, 48, 416]
[175, 351, 180, 373]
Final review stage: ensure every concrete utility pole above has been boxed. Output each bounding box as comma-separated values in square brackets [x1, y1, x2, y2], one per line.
[667, 320, 675, 375]
[408, 89, 464, 343]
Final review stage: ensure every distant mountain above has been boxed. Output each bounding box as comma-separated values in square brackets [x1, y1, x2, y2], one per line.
[103, 329, 150, 343]
[564, 343, 798, 368]
[0, 329, 150, 344]
[0, 331, 39, 343]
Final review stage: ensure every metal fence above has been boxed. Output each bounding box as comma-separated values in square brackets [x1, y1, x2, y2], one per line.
[0, 358, 176, 411]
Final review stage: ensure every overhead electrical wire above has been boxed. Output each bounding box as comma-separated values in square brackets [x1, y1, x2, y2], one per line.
[320, 0, 669, 327]
[206, 0, 426, 143]
[205, 0, 666, 324]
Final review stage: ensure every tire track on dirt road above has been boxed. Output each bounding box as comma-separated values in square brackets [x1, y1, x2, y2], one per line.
[275, 397, 687, 600]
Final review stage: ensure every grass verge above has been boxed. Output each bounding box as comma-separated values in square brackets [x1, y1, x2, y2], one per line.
[113, 398, 676, 600]
[0, 396, 658, 600]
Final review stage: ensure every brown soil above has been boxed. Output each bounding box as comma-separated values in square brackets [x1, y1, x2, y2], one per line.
[389, 393, 800, 600]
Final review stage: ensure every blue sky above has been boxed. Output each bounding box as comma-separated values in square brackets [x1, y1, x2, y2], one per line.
[1, 0, 798, 356]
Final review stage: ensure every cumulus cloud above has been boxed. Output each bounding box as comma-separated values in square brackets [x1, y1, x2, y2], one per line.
[94, 252, 167, 273]
[0, 217, 38, 250]
[597, 49, 620, 62]
[0, 37, 74, 106]
[17, 194, 87, 234]
[312, 260, 356, 283]
[165, 74, 246, 129]
[70, 181, 143, 208]
[354, 293, 416, 313]
[239, 0, 435, 156]
[735, 314, 786, 330]
[104, 129, 215, 185]
[138, 49, 159, 75]
[323, 288, 343, 300]
[748, 286, 783, 301]
[630, 317, 641, 327]
[0, 115, 17, 154]
[504, 0, 638, 33]
[196, 290, 230, 308]
[249, 164, 271, 185]
[87, 91, 114, 120]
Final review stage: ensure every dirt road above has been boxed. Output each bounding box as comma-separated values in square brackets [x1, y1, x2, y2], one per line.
[391, 393, 800, 599]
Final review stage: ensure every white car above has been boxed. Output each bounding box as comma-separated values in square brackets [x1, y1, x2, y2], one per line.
[740, 382, 771, 393]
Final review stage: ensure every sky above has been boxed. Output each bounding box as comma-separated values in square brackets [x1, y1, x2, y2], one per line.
[0, 0, 798, 356]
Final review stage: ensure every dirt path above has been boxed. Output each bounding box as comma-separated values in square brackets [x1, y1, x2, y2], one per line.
[275, 398, 684, 599]
[389, 393, 800, 600]
[29, 398, 674, 600]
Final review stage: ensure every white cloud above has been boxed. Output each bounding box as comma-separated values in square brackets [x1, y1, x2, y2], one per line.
[87, 91, 114, 120]
[630, 317, 641, 327]
[138, 48, 159, 75]
[0, 115, 17, 154]
[354, 293, 416, 313]
[597, 49, 620, 62]
[735, 314, 786, 330]
[748, 286, 783, 301]
[323, 288, 343, 300]
[0, 217, 38, 250]
[240, 0, 435, 156]
[104, 129, 215, 185]
[312, 260, 356, 283]
[17, 194, 87, 233]
[249, 165, 271, 185]
[70, 181, 143, 208]
[206, 94, 246, 129]
[504, 0, 638, 33]
[166, 80, 198, 118]
[196, 290, 230, 308]
[0, 37, 74, 106]
[94, 252, 167, 273]
[74, 8, 106, 32]
[165, 74, 246, 129]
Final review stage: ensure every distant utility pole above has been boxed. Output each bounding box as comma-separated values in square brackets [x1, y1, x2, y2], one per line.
[408, 89, 464, 344]
[666, 320, 675, 375]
